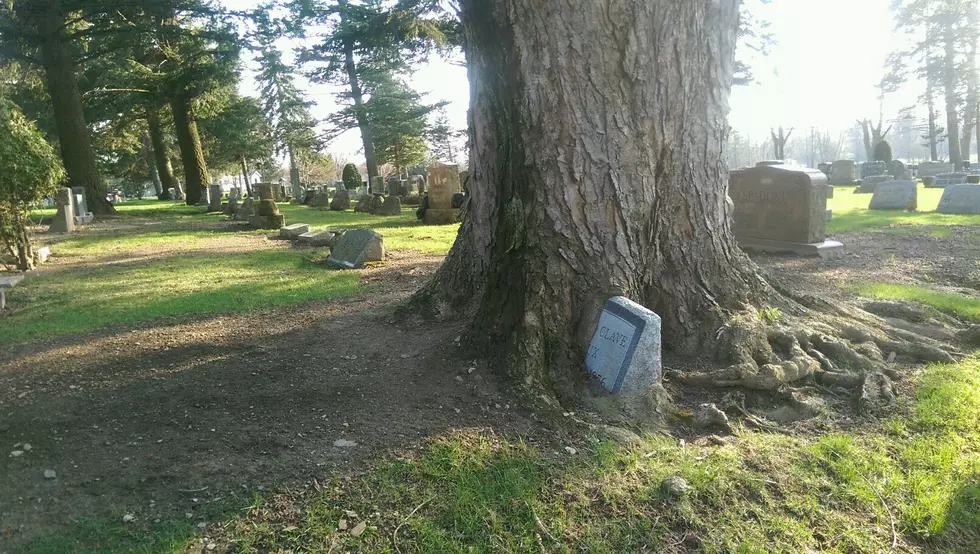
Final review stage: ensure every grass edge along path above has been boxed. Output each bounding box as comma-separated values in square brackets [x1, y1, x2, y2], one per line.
[26, 357, 980, 553]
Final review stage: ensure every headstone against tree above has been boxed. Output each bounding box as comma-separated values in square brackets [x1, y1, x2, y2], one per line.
[869, 180, 917, 211]
[326, 229, 385, 269]
[933, 173, 969, 188]
[829, 160, 860, 185]
[888, 160, 906, 179]
[585, 296, 662, 394]
[728, 165, 843, 259]
[369, 176, 385, 195]
[49, 188, 75, 234]
[249, 183, 285, 229]
[71, 187, 94, 225]
[857, 174, 893, 194]
[937, 184, 980, 214]
[425, 163, 461, 225]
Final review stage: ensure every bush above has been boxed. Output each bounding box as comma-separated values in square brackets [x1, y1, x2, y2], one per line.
[873, 140, 892, 162]
[342, 163, 361, 190]
[0, 99, 64, 270]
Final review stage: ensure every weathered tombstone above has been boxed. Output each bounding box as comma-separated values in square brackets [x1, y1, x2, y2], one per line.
[330, 189, 351, 211]
[369, 176, 384, 195]
[918, 161, 953, 178]
[196, 185, 210, 206]
[167, 187, 177, 201]
[861, 161, 887, 179]
[829, 160, 860, 185]
[354, 194, 374, 214]
[326, 229, 385, 269]
[378, 196, 402, 216]
[425, 163, 461, 225]
[922, 176, 937, 188]
[49, 187, 75, 233]
[249, 183, 285, 229]
[280, 223, 310, 240]
[857, 174, 892, 194]
[933, 172, 969, 188]
[585, 296, 662, 394]
[937, 184, 980, 214]
[236, 197, 254, 220]
[869, 180, 917, 211]
[207, 184, 223, 212]
[729, 165, 843, 259]
[386, 176, 403, 197]
[71, 186, 93, 224]
[817, 162, 833, 176]
[225, 196, 239, 216]
[888, 160, 906, 179]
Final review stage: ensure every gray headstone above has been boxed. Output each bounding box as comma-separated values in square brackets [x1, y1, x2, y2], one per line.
[585, 296, 662, 394]
[298, 229, 342, 247]
[378, 196, 402, 216]
[869, 180, 917, 211]
[917, 161, 953, 178]
[933, 172, 969, 188]
[829, 160, 859, 185]
[861, 161, 887, 179]
[937, 184, 980, 214]
[888, 160, 906, 179]
[280, 223, 311, 240]
[208, 184, 223, 212]
[330, 189, 351, 211]
[50, 187, 75, 233]
[857, 175, 892, 194]
[369, 176, 384, 195]
[71, 186, 89, 217]
[326, 229, 385, 269]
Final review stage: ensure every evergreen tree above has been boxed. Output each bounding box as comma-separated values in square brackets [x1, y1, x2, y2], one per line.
[199, 95, 275, 194]
[252, 6, 319, 198]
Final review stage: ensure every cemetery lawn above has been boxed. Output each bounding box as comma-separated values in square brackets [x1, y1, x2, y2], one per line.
[6, 196, 980, 553]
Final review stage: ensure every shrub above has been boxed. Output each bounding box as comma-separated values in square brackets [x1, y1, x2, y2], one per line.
[0, 99, 64, 270]
[873, 140, 892, 162]
[342, 163, 361, 190]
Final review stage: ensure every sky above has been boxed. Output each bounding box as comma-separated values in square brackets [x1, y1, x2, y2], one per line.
[222, 0, 916, 162]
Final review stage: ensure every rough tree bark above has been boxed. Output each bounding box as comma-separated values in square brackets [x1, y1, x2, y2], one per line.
[413, 0, 775, 399]
[19, 0, 114, 215]
[240, 156, 253, 196]
[169, 95, 211, 206]
[148, 112, 176, 200]
[337, 0, 379, 180]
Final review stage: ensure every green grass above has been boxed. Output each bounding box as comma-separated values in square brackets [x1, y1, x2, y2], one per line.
[0, 241, 362, 344]
[850, 282, 980, 323]
[828, 184, 980, 234]
[27, 357, 980, 552]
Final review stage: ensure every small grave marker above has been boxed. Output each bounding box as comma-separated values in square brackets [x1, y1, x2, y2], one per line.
[326, 229, 385, 269]
[280, 223, 310, 240]
[586, 297, 662, 394]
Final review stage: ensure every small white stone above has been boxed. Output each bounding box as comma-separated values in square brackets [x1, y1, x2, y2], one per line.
[10, 450, 24, 457]
[122, 514, 135, 523]
[333, 439, 357, 448]
[197, 522, 207, 529]
[564, 446, 577, 455]
[22, 443, 32, 451]
[43, 469, 56, 479]
[351, 521, 367, 537]
[185, 513, 194, 519]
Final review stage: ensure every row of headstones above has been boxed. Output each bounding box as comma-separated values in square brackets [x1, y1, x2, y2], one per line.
[49, 187, 94, 233]
[864, 179, 980, 214]
[825, 160, 913, 186]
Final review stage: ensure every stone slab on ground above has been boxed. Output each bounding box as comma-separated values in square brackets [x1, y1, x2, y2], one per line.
[297, 229, 342, 247]
[737, 238, 845, 260]
[937, 184, 980, 214]
[869, 180, 917, 211]
[326, 229, 385, 269]
[280, 223, 310, 240]
[423, 208, 459, 225]
[249, 214, 285, 230]
[586, 296, 662, 394]
[934, 172, 969, 188]
[0, 273, 25, 311]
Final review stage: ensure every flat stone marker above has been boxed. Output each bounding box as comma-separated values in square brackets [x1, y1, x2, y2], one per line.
[280, 223, 310, 240]
[326, 229, 385, 269]
[0, 273, 25, 311]
[869, 180, 917, 211]
[298, 229, 342, 247]
[585, 296, 661, 394]
[934, 172, 969, 188]
[937, 184, 980, 214]
[856, 175, 892, 194]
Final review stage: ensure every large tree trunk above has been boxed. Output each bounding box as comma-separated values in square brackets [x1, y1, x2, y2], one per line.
[943, 26, 963, 166]
[337, 2, 379, 180]
[21, 0, 114, 215]
[417, 0, 764, 397]
[240, 155, 253, 196]
[169, 95, 210, 205]
[961, 8, 978, 163]
[148, 112, 176, 200]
